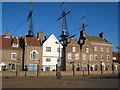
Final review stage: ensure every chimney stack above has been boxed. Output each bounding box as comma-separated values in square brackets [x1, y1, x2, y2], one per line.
[99, 32, 104, 39]
[5, 30, 10, 37]
[37, 32, 44, 40]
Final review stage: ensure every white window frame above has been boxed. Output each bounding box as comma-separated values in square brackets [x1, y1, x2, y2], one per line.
[94, 55, 98, 61]
[101, 55, 104, 61]
[46, 58, 51, 62]
[11, 53, 17, 60]
[46, 47, 51, 52]
[101, 47, 104, 52]
[107, 48, 109, 52]
[83, 54, 86, 60]
[107, 55, 110, 61]
[68, 53, 72, 60]
[90, 54, 93, 60]
[94, 47, 97, 51]
[72, 47, 76, 52]
[86, 48, 89, 53]
[107, 65, 110, 70]
[11, 64, 16, 71]
[30, 50, 38, 60]
[12, 43, 18, 47]
[75, 54, 79, 60]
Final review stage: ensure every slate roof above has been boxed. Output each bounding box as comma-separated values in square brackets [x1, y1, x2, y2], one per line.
[86, 35, 112, 44]
[0, 35, 22, 50]
[25, 36, 41, 46]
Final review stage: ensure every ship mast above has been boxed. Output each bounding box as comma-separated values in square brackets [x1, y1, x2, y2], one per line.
[26, 1, 34, 37]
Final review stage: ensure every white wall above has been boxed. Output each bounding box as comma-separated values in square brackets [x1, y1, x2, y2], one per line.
[42, 34, 63, 71]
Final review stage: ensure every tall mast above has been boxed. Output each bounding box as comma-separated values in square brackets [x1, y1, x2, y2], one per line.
[26, 1, 34, 37]
[57, 2, 70, 71]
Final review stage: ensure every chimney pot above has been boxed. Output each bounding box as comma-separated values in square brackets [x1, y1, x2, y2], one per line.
[5, 30, 10, 36]
[37, 32, 44, 40]
[99, 32, 104, 39]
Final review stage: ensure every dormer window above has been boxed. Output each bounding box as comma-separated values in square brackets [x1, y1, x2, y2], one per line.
[12, 43, 18, 47]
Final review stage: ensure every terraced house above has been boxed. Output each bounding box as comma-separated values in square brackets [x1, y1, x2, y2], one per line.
[0, 30, 23, 72]
[78, 29, 113, 73]
[20, 32, 44, 73]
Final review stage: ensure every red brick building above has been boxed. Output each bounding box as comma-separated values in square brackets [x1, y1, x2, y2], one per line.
[0, 30, 23, 72]
[78, 30, 113, 73]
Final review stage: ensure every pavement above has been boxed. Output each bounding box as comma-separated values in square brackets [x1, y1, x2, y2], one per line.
[1, 74, 119, 88]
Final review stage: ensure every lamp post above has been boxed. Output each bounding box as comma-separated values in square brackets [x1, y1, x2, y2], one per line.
[16, 62, 20, 77]
[87, 61, 90, 75]
[112, 63, 114, 74]
[70, 61, 75, 76]
[55, 42, 62, 79]
[37, 60, 40, 76]
[100, 61, 103, 74]
[25, 65, 28, 77]
[55, 42, 61, 71]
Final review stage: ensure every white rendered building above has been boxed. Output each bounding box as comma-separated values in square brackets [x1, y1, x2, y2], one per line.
[42, 34, 63, 71]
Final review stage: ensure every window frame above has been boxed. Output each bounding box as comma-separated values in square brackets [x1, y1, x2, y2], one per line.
[68, 53, 72, 60]
[83, 54, 86, 60]
[94, 55, 98, 61]
[30, 50, 38, 60]
[75, 54, 79, 60]
[107, 55, 110, 61]
[90, 54, 93, 60]
[46, 47, 51, 52]
[46, 58, 51, 62]
[11, 53, 17, 60]
[72, 47, 76, 52]
[86, 47, 89, 53]
[94, 47, 97, 51]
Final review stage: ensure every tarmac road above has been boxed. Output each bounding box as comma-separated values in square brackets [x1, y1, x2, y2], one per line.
[2, 74, 119, 88]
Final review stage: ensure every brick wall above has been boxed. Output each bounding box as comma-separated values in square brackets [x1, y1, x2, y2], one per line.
[1, 70, 118, 77]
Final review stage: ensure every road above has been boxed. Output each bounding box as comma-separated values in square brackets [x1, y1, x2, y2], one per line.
[2, 74, 119, 88]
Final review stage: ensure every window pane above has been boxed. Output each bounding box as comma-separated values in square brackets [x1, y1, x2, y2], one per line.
[72, 47, 76, 52]
[101, 47, 104, 52]
[46, 47, 51, 52]
[90, 55, 93, 60]
[46, 58, 51, 62]
[11, 53, 17, 60]
[107, 55, 110, 61]
[11, 64, 16, 70]
[86, 48, 89, 53]
[75, 54, 79, 60]
[101, 55, 104, 61]
[94, 47, 97, 51]
[83, 54, 86, 60]
[68, 53, 72, 59]
[94, 55, 98, 60]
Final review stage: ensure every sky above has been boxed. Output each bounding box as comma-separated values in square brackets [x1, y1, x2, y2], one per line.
[2, 2, 118, 51]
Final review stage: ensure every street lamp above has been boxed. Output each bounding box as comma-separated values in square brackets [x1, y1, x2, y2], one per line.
[87, 61, 90, 75]
[112, 63, 114, 74]
[70, 61, 75, 76]
[100, 61, 103, 74]
[16, 61, 20, 77]
[55, 42, 61, 71]
[25, 65, 28, 77]
[55, 42, 62, 79]
[37, 60, 40, 76]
